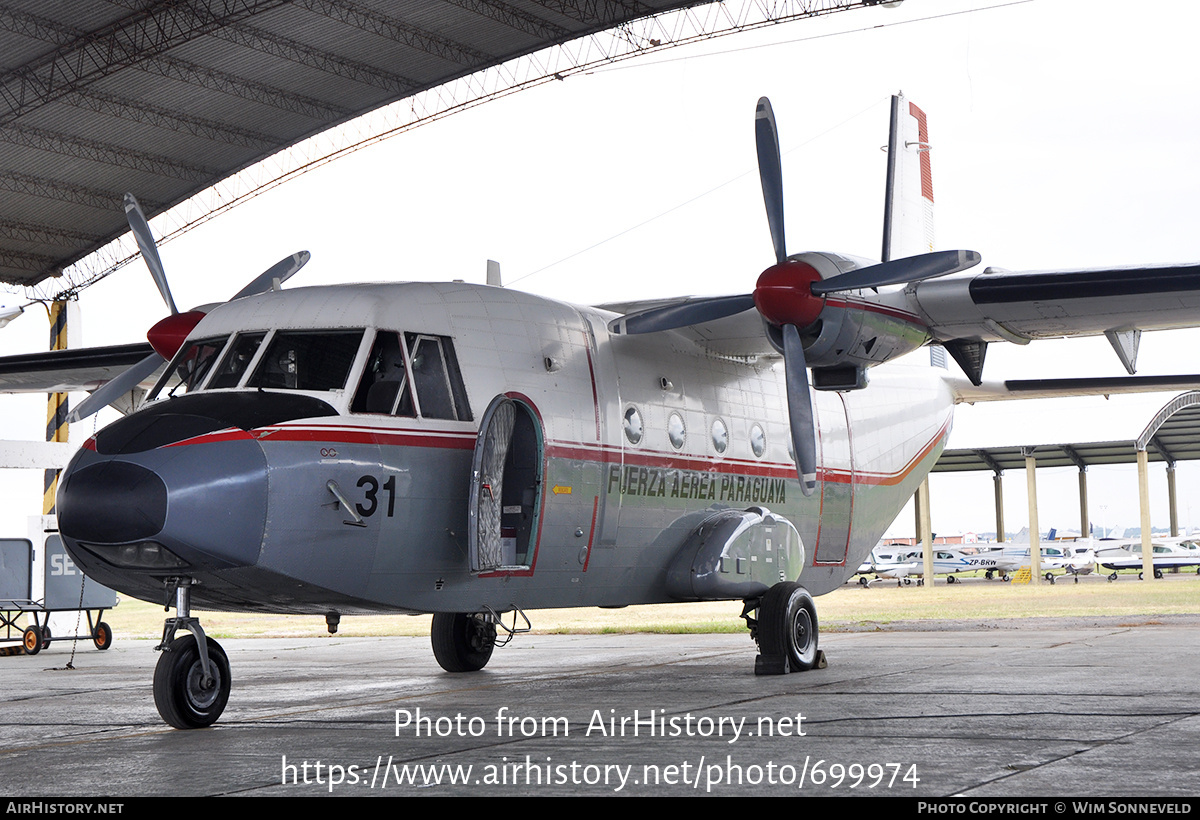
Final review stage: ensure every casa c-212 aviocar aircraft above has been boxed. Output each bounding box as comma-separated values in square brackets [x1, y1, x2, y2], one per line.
[5, 94, 1200, 730]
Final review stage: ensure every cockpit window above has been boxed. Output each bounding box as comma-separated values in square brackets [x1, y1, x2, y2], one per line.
[406, 333, 472, 421]
[208, 332, 266, 389]
[351, 331, 415, 416]
[350, 331, 471, 420]
[149, 335, 230, 399]
[246, 330, 364, 392]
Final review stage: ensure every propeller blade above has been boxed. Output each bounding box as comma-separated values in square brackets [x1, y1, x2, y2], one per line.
[782, 323, 817, 497]
[123, 194, 178, 315]
[609, 294, 756, 335]
[66, 351, 165, 423]
[810, 249, 981, 296]
[755, 97, 787, 265]
[230, 251, 311, 300]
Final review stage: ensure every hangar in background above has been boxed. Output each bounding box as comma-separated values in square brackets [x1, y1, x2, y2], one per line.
[922, 391, 1200, 580]
[0, 0, 884, 297]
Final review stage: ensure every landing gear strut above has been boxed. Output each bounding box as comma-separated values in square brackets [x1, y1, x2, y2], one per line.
[746, 582, 824, 675]
[154, 579, 230, 729]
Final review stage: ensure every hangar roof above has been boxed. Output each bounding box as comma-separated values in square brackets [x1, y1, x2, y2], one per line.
[2, 0, 709, 290]
[3, 0, 870, 292]
[934, 392, 1200, 473]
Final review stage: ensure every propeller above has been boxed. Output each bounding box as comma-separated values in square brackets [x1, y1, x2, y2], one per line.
[610, 97, 982, 496]
[67, 196, 310, 423]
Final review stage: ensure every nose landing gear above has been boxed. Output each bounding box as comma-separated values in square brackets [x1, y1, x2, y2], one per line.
[154, 579, 230, 729]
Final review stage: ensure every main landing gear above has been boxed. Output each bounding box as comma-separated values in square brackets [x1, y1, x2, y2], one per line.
[154, 579, 230, 729]
[430, 607, 530, 673]
[744, 582, 825, 676]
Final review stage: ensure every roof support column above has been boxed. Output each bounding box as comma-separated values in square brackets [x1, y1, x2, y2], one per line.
[1022, 447, 1041, 584]
[1061, 445, 1090, 540]
[1167, 465, 1179, 537]
[1078, 468, 1089, 539]
[974, 451, 1006, 544]
[993, 473, 1005, 543]
[915, 477, 933, 590]
[1137, 448, 1154, 581]
[43, 299, 70, 516]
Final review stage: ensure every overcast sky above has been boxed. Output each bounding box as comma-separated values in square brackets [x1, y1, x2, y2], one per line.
[2, 0, 1198, 538]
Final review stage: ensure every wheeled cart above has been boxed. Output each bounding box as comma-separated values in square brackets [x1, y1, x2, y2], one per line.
[0, 535, 118, 655]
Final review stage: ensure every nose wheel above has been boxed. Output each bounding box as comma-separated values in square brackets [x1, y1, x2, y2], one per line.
[153, 578, 231, 729]
[154, 634, 231, 729]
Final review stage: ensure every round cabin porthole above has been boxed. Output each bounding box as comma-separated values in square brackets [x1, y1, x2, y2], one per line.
[711, 418, 728, 454]
[623, 406, 643, 445]
[668, 412, 686, 450]
[750, 423, 766, 458]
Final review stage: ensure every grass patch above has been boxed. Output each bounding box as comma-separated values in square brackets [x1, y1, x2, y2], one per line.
[82, 571, 1200, 642]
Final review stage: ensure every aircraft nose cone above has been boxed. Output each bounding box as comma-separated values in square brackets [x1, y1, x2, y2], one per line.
[59, 432, 268, 572]
[58, 461, 167, 543]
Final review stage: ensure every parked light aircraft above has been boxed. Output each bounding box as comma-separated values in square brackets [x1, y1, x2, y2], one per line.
[1096, 539, 1200, 581]
[975, 542, 1094, 584]
[4, 94, 1200, 730]
[869, 545, 1010, 585]
[856, 544, 920, 586]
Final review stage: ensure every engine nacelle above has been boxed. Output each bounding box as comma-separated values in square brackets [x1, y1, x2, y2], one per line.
[775, 251, 932, 385]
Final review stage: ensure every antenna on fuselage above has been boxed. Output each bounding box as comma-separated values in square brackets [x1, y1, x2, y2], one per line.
[486, 260, 503, 287]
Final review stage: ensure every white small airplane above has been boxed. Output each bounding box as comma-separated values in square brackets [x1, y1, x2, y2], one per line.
[1096, 538, 1200, 580]
[3, 93, 1200, 730]
[855, 544, 920, 586]
[975, 542, 1093, 584]
[871, 545, 1010, 585]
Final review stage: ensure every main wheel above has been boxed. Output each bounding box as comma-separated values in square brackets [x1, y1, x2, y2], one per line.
[93, 622, 112, 651]
[153, 635, 231, 729]
[757, 582, 819, 673]
[947, 575, 957, 584]
[1154, 568, 1163, 579]
[431, 613, 496, 672]
[23, 625, 42, 655]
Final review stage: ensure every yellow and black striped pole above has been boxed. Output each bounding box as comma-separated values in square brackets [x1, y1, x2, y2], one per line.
[44, 299, 69, 515]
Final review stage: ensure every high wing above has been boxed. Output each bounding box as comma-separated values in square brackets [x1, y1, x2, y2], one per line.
[910, 262, 1200, 382]
[598, 296, 772, 359]
[0, 342, 158, 394]
[604, 261, 1200, 385]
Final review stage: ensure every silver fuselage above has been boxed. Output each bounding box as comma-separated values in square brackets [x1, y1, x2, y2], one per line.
[58, 282, 954, 614]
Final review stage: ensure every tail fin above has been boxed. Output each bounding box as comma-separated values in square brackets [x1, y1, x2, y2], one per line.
[881, 92, 935, 262]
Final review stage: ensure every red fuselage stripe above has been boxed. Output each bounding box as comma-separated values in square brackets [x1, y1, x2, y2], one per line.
[164, 415, 950, 489]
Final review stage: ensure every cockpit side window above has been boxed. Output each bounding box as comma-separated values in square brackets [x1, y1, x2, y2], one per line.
[208, 331, 267, 389]
[405, 333, 472, 421]
[247, 330, 363, 392]
[351, 331, 416, 417]
[148, 335, 230, 400]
